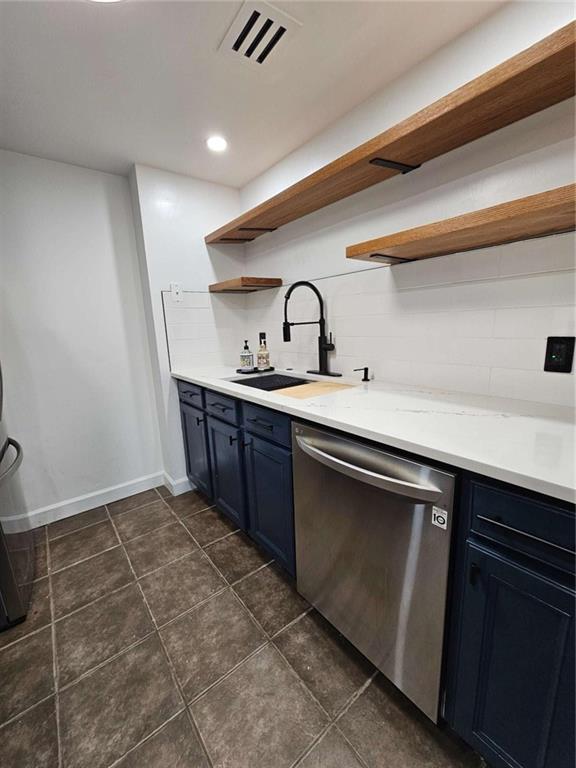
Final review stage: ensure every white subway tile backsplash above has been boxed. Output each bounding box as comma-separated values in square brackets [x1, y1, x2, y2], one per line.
[164, 307, 212, 325]
[168, 323, 218, 341]
[493, 306, 576, 338]
[490, 368, 575, 407]
[411, 362, 492, 396]
[392, 247, 501, 289]
[164, 232, 575, 406]
[163, 292, 210, 309]
[498, 233, 576, 277]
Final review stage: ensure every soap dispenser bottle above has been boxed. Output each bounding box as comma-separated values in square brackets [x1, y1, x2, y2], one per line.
[240, 340, 254, 371]
[257, 332, 270, 371]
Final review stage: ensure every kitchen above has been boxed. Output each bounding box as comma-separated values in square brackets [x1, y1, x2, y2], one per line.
[0, 2, 574, 767]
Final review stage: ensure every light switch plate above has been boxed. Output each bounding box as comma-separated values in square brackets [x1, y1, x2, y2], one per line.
[170, 282, 183, 303]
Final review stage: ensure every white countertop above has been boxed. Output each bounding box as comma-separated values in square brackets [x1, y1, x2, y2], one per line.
[171, 367, 576, 503]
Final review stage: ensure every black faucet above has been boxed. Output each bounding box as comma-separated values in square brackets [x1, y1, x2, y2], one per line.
[282, 281, 341, 377]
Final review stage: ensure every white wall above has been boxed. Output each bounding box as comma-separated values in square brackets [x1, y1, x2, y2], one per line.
[234, 3, 576, 407]
[130, 165, 243, 491]
[0, 150, 162, 527]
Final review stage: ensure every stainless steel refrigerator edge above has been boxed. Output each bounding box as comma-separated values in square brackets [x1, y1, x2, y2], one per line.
[0, 361, 34, 630]
[292, 422, 456, 722]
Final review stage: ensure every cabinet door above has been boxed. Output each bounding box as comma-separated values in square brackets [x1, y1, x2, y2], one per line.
[206, 416, 246, 528]
[180, 403, 212, 499]
[244, 436, 295, 576]
[452, 542, 574, 768]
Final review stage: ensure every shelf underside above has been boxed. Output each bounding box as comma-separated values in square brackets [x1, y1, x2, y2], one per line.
[205, 23, 575, 246]
[345, 185, 576, 264]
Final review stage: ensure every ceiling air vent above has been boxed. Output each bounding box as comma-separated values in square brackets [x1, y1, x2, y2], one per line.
[219, 1, 301, 67]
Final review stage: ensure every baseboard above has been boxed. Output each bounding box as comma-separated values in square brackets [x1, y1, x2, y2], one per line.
[5, 472, 165, 533]
[163, 472, 193, 497]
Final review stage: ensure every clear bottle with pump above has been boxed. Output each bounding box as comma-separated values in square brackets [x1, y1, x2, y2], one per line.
[257, 332, 270, 371]
[240, 340, 254, 371]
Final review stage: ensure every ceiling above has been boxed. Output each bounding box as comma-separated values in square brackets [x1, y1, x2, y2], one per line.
[0, 1, 505, 188]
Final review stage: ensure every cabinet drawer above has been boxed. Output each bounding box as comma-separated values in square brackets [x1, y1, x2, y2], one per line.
[243, 403, 291, 448]
[205, 389, 240, 425]
[177, 380, 204, 409]
[469, 480, 575, 573]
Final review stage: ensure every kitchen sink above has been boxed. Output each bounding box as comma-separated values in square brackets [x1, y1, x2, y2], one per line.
[232, 374, 309, 391]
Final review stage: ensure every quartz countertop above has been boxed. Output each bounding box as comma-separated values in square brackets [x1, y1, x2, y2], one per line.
[171, 367, 575, 503]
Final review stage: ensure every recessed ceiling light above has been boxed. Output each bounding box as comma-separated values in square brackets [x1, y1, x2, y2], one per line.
[206, 136, 228, 153]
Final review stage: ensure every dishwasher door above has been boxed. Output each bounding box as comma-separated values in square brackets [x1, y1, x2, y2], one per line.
[292, 422, 456, 723]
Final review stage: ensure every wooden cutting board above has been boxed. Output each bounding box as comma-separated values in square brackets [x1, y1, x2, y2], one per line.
[276, 381, 355, 399]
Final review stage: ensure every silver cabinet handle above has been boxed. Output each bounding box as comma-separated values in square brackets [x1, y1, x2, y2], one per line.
[0, 438, 23, 485]
[295, 435, 441, 503]
[476, 514, 575, 555]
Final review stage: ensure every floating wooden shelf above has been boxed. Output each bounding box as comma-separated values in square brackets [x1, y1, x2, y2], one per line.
[208, 277, 283, 293]
[345, 185, 576, 264]
[205, 22, 575, 246]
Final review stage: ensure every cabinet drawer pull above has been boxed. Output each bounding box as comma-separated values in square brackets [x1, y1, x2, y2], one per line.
[184, 390, 200, 397]
[211, 402, 231, 411]
[247, 417, 274, 431]
[195, 417, 205, 426]
[469, 562, 481, 586]
[229, 435, 238, 446]
[476, 514, 575, 555]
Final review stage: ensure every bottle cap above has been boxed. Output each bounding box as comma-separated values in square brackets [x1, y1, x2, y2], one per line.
[243, 340, 249, 350]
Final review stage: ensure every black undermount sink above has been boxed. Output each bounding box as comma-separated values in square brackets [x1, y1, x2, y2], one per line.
[232, 374, 309, 391]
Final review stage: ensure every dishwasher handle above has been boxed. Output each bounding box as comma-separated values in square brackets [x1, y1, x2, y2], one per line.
[295, 434, 442, 503]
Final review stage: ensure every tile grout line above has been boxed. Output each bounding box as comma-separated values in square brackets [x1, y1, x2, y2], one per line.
[0, 692, 56, 732]
[48, 514, 109, 543]
[0, 613, 54, 653]
[53, 581, 138, 626]
[104, 505, 216, 768]
[57, 632, 157, 695]
[186, 638, 272, 708]
[50, 542, 120, 577]
[161, 498, 379, 763]
[287, 673, 378, 768]
[33, 495, 375, 768]
[187, 525, 240, 549]
[206, 564, 340, 727]
[154, 583, 230, 633]
[105, 708, 187, 768]
[116, 516, 185, 547]
[197, 532, 378, 768]
[45, 524, 63, 768]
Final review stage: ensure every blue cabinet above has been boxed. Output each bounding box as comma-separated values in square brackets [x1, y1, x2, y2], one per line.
[180, 402, 212, 499]
[206, 415, 247, 528]
[452, 543, 574, 768]
[447, 478, 575, 768]
[244, 435, 295, 576]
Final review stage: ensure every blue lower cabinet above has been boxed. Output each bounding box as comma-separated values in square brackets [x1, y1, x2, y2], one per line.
[451, 541, 575, 768]
[206, 415, 247, 528]
[244, 434, 295, 576]
[180, 403, 212, 499]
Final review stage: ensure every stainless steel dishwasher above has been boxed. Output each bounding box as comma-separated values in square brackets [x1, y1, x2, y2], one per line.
[292, 422, 456, 723]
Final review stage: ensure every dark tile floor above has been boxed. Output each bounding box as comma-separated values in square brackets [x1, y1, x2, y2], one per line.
[0, 487, 482, 768]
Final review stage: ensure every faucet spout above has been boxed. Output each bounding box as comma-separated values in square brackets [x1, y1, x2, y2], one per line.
[282, 281, 341, 377]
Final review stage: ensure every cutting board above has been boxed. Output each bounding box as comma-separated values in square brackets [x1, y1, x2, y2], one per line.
[276, 381, 355, 399]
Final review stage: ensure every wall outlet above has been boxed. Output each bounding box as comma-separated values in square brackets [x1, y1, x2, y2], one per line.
[544, 337, 574, 373]
[170, 282, 183, 303]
